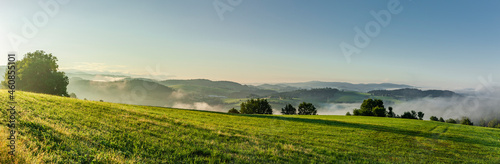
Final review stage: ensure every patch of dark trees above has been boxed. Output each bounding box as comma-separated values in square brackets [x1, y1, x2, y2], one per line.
[227, 98, 318, 115]
[347, 98, 477, 126]
[368, 88, 460, 100]
[269, 88, 339, 101]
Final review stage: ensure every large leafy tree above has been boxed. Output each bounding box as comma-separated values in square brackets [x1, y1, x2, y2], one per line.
[298, 102, 317, 115]
[1, 50, 69, 96]
[239, 98, 273, 114]
[281, 104, 296, 115]
[353, 99, 385, 116]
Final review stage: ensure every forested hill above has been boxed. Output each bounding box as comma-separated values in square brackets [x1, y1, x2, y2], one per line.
[368, 88, 461, 100]
[269, 88, 341, 103]
[262, 81, 412, 92]
[266, 88, 398, 104]
[159, 79, 277, 98]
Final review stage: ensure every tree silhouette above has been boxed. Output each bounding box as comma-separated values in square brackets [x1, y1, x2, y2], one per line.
[372, 106, 387, 117]
[281, 104, 296, 115]
[460, 117, 473, 125]
[387, 107, 395, 117]
[240, 99, 272, 114]
[417, 111, 424, 120]
[228, 108, 240, 114]
[298, 102, 317, 115]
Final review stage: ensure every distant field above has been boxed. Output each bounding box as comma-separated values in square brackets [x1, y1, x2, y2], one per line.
[1, 90, 500, 163]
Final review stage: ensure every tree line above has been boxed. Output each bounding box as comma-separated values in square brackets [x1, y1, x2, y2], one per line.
[346, 98, 479, 126]
[368, 88, 458, 100]
[345, 99, 426, 120]
[478, 118, 500, 128]
[228, 98, 318, 115]
[429, 116, 474, 125]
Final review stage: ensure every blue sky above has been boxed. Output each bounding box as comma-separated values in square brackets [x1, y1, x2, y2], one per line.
[0, 0, 499, 90]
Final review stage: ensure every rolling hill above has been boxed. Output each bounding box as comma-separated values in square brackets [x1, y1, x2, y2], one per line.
[1, 90, 500, 163]
[368, 88, 461, 100]
[159, 79, 277, 98]
[66, 78, 442, 110]
[67, 78, 276, 109]
[259, 81, 413, 93]
[67, 78, 177, 106]
[268, 88, 401, 104]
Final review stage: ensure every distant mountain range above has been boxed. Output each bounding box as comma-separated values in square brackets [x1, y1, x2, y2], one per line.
[257, 81, 413, 93]
[3, 69, 462, 110]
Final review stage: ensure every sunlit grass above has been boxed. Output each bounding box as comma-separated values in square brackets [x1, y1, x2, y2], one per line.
[1, 90, 499, 163]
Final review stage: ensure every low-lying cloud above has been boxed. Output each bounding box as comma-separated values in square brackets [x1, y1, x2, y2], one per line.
[170, 90, 186, 99]
[392, 91, 500, 123]
[317, 103, 362, 115]
[172, 102, 226, 112]
[316, 87, 500, 124]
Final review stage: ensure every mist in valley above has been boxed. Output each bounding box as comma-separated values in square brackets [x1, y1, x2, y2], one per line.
[314, 85, 500, 125]
[391, 87, 500, 123]
[316, 103, 362, 115]
[65, 73, 500, 125]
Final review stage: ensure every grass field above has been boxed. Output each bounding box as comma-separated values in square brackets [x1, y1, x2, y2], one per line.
[1, 90, 500, 163]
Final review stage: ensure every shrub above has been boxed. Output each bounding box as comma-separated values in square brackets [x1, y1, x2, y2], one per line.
[228, 108, 240, 114]
[430, 116, 439, 121]
[460, 117, 473, 125]
[401, 111, 417, 119]
[446, 118, 457, 124]
[488, 119, 499, 128]
[479, 119, 487, 127]
[439, 117, 445, 122]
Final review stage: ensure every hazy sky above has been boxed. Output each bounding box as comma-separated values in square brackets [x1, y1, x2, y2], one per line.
[1, 0, 499, 90]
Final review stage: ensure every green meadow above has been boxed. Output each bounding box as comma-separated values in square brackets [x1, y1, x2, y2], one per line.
[1, 90, 500, 163]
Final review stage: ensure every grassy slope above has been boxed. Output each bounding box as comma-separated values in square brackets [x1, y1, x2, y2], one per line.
[1, 91, 500, 163]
